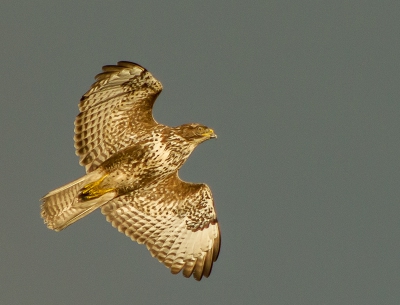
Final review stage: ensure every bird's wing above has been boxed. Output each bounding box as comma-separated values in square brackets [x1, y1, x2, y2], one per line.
[101, 173, 221, 281]
[74, 61, 163, 172]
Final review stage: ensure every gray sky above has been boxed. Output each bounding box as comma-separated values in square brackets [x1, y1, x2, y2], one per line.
[1, 1, 400, 304]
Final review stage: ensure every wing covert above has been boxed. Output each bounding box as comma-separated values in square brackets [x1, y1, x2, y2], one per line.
[101, 173, 221, 281]
[74, 61, 163, 172]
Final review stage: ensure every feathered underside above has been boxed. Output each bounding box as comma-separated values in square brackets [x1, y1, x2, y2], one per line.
[101, 173, 220, 281]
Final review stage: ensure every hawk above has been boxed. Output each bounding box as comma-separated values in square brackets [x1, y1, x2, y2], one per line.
[41, 61, 220, 280]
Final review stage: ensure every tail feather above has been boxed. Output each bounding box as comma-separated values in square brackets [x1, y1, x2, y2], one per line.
[41, 174, 116, 231]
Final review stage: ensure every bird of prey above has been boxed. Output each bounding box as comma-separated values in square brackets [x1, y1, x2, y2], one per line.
[40, 61, 220, 280]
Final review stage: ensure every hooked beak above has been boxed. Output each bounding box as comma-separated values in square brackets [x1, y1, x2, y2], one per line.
[207, 128, 217, 139]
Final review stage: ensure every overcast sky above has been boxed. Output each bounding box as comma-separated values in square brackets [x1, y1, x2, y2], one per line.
[1, 1, 400, 304]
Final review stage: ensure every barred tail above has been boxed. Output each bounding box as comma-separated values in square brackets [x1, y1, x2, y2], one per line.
[40, 173, 116, 231]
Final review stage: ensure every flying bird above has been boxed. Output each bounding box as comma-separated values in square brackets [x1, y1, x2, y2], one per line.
[41, 61, 220, 280]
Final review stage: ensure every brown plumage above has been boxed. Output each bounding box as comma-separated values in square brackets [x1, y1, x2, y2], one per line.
[40, 61, 220, 280]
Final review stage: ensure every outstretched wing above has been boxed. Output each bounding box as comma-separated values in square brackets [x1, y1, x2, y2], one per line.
[101, 173, 221, 281]
[74, 61, 163, 172]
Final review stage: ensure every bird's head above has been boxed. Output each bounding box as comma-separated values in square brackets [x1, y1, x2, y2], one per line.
[178, 123, 217, 144]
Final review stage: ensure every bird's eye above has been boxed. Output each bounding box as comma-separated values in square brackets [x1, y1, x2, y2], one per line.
[196, 126, 204, 134]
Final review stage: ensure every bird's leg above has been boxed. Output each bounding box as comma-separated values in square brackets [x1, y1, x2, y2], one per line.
[78, 174, 115, 201]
